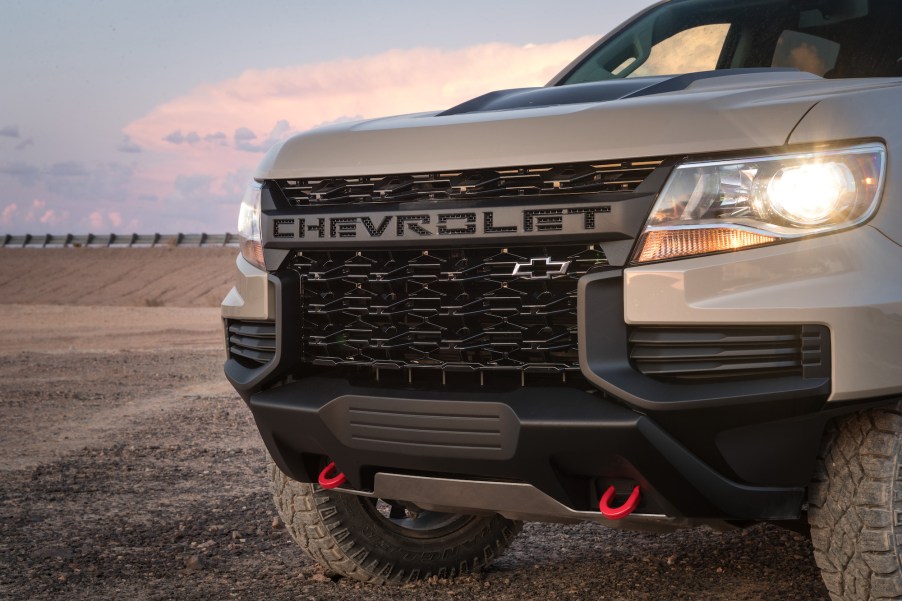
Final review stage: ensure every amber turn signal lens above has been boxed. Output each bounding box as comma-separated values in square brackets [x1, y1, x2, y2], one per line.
[240, 239, 265, 269]
[636, 228, 778, 263]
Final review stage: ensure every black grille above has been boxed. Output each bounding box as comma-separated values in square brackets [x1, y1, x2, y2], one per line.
[289, 245, 609, 376]
[629, 325, 830, 382]
[228, 320, 276, 367]
[274, 159, 663, 207]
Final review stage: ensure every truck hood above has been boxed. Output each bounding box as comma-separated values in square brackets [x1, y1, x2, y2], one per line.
[256, 70, 902, 179]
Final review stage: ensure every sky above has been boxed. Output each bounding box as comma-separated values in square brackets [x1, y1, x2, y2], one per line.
[0, 0, 658, 235]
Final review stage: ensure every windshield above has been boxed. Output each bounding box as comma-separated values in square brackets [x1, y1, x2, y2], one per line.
[559, 0, 902, 84]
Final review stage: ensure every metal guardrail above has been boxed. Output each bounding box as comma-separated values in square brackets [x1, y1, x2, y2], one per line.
[1, 233, 239, 248]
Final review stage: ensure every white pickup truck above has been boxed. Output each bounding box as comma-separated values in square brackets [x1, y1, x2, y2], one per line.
[223, 1, 902, 598]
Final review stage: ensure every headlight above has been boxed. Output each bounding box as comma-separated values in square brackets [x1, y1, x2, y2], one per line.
[238, 182, 265, 270]
[633, 143, 886, 264]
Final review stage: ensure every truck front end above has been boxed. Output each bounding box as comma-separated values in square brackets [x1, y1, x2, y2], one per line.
[222, 0, 902, 594]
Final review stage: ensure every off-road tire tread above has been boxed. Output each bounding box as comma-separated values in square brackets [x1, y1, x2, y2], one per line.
[809, 402, 902, 601]
[270, 463, 522, 583]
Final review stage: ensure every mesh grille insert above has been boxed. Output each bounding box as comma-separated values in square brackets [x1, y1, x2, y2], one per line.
[289, 245, 609, 374]
[274, 159, 663, 207]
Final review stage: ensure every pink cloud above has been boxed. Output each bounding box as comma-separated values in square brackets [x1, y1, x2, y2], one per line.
[1, 203, 17, 225]
[0, 199, 70, 230]
[24, 199, 46, 221]
[88, 211, 105, 230]
[20, 199, 62, 226]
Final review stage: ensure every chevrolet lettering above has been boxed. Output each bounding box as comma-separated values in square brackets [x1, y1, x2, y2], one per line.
[268, 203, 612, 242]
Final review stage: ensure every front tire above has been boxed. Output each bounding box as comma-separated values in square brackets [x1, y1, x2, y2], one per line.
[809, 403, 902, 601]
[270, 462, 522, 583]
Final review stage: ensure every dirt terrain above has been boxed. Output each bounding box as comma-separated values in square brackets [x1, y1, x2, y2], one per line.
[0, 248, 830, 600]
[0, 247, 236, 308]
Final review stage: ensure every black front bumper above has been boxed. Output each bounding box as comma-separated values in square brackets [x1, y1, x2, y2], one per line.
[250, 376, 810, 521]
[225, 265, 854, 523]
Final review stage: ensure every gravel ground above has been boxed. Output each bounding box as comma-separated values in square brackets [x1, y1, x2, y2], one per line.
[0, 341, 831, 600]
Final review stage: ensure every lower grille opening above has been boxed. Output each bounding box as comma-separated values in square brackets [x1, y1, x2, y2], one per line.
[228, 320, 277, 368]
[629, 325, 830, 383]
[319, 364, 595, 392]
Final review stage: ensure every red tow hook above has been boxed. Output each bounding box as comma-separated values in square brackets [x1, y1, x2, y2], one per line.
[317, 461, 347, 490]
[599, 485, 641, 520]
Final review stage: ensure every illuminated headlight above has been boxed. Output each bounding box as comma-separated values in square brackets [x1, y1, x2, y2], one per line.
[237, 182, 265, 270]
[633, 143, 886, 264]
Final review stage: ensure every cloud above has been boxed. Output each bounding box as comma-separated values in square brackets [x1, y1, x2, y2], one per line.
[0, 162, 41, 185]
[163, 130, 201, 145]
[39, 208, 64, 226]
[0, 161, 133, 205]
[48, 162, 89, 177]
[116, 135, 142, 153]
[14, 138, 34, 151]
[24, 200, 66, 227]
[44, 162, 135, 205]
[1, 161, 248, 234]
[77, 209, 132, 232]
[234, 120, 294, 153]
[163, 130, 185, 144]
[173, 173, 213, 197]
[0, 199, 70, 229]
[234, 127, 257, 142]
[204, 132, 228, 145]
[0, 158, 136, 209]
[88, 211, 105, 230]
[1, 161, 94, 181]
[0, 125, 20, 138]
[1, 203, 17, 225]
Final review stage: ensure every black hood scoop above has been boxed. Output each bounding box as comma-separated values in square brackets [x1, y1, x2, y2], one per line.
[439, 69, 802, 116]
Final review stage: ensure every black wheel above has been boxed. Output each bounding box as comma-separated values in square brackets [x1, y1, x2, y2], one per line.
[809, 403, 902, 601]
[270, 462, 522, 583]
